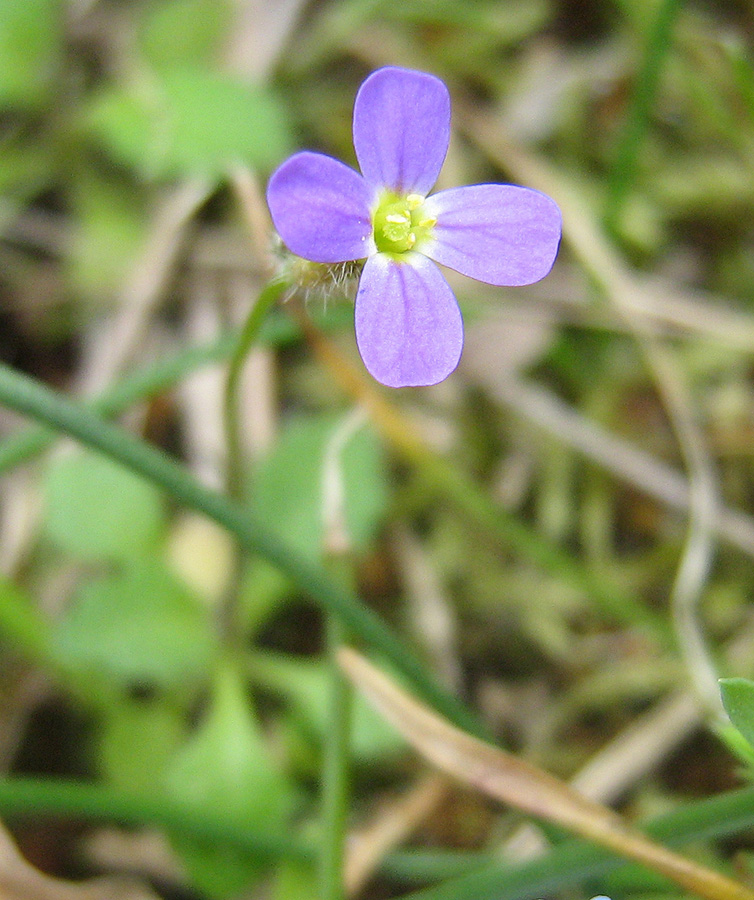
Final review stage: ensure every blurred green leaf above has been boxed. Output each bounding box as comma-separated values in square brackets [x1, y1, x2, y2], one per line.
[139, 0, 232, 72]
[165, 664, 295, 898]
[240, 559, 292, 638]
[53, 559, 217, 688]
[0, 0, 62, 108]
[0, 576, 51, 663]
[44, 451, 165, 562]
[272, 860, 318, 900]
[0, 139, 53, 201]
[251, 651, 404, 762]
[253, 415, 388, 563]
[717, 722, 754, 771]
[99, 696, 187, 794]
[611, 0, 669, 31]
[653, 154, 754, 218]
[67, 174, 148, 303]
[721, 678, 754, 750]
[382, 0, 551, 43]
[87, 68, 292, 180]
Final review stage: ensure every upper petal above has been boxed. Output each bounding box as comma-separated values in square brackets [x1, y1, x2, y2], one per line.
[355, 253, 463, 388]
[421, 184, 562, 286]
[267, 151, 374, 262]
[353, 67, 450, 196]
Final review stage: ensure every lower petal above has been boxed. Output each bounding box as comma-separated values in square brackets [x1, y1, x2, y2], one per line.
[421, 184, 562, 286]
[355, 253, 463, 388]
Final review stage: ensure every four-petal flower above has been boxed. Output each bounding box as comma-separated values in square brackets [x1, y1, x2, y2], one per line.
[267, 66, 562, 388]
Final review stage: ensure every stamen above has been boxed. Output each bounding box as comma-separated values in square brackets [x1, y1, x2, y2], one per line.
[373, 191, 435, 255]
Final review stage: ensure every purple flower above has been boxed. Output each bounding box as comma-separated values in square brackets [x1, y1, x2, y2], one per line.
[267, 66, 562, 388]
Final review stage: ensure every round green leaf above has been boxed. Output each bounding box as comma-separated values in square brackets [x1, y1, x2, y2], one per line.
[253, 415, 388, 563]
[53, 560, 216, 688]
[0, 0, 63, 108]
[165, 664, 295, 898]
[44, 451, 165, 562]
[99, 697, 186, 794]
[139, 0, 231, 72]
[88, 68, 292, 180]
[67, 174, 148, 302]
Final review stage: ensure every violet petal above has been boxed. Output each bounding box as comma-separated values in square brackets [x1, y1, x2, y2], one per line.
[353, 67, 450, 197]
[266, 151, 374, 263]
[421, 184, 562, 286]
[355, 253, 463, 388]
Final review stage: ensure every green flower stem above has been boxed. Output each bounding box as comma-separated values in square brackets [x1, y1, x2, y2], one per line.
[3, 777, 754, 900]
[318, 407, 372, 900]
[223, 276, 291, 503]
[604, 0, 684, 231]
[219, 276, 291, 649]
[320, 557, 355, 900]
[0, 361, 485, 741]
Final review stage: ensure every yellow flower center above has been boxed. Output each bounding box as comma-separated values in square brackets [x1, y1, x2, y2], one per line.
[372, 192, 436, 255]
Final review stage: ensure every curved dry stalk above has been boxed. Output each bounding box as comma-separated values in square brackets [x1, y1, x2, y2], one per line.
[321, 407, 368, 555]
[339, 647, 754, 900]
[457, 103, 724, 720]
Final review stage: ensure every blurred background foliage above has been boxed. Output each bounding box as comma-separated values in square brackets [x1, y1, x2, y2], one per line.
[2, 1, 754, 899]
